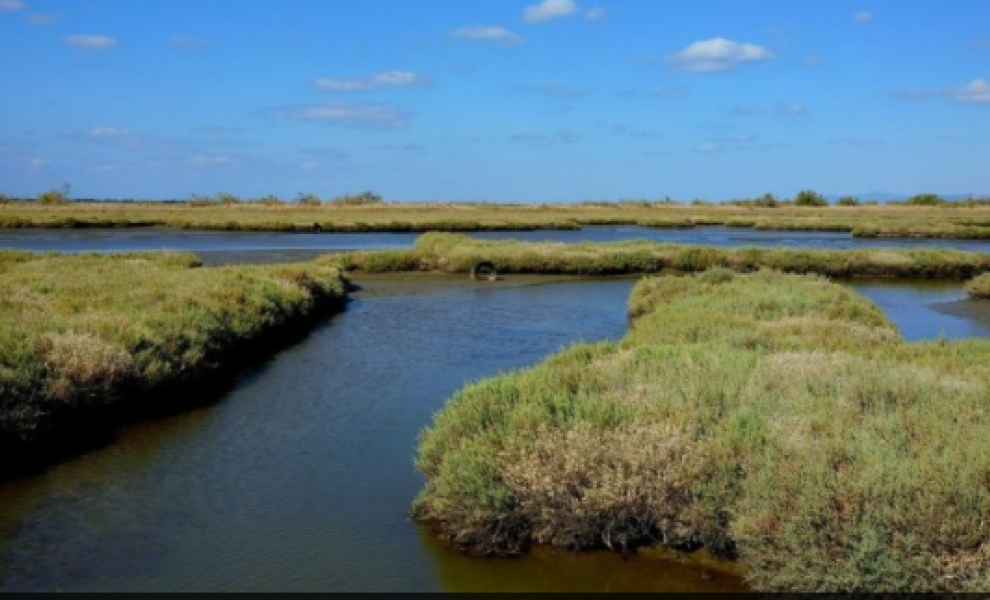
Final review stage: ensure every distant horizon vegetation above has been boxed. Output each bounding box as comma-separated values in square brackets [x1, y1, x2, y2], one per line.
[3, 186, 990, 208]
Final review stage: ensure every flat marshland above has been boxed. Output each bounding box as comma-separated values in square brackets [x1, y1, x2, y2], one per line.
[5, 199, 990, 239]
[0, 251, 346, 462]
[412, 268, 990, 592]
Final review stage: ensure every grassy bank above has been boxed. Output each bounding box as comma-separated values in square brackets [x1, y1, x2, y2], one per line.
[4, 201, 990, 240]
[412, 269, 990, 593]
[969, 274, 990, 299]
[336, 233, 990, 279]
[0, 251, 347, 465]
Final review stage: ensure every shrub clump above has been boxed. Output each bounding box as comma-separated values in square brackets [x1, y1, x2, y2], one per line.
[0, 251, 348, 453]
[413, 269, 990, 592]
[967, 273, 990, 299]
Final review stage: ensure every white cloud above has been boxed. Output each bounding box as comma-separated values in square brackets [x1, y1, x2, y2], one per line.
[955, 79, 990, 103]
[0, 0, 25, 12]
[65, 35, 116, 49]
[313, 71, 429, 92]
[523, 0, 578, 24]
[854, 11, 873, 24]
[452, 26, 522, 44]
[668, 38, 774, 73]
[273, 103, 412, 128]
[585, 6, 606, 21]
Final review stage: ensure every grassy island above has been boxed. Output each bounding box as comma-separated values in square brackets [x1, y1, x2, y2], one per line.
[337, 232, 990, 279]
[0, 251, 347, 466]
[412, 269, 990, 592]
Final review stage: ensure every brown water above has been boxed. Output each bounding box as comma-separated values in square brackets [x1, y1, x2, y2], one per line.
[0, 272, 987, 592]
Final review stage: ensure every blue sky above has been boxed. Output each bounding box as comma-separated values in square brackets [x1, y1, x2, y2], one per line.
[1, 0, 988, 202]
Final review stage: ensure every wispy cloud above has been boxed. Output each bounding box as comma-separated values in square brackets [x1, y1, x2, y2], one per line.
[732, 103, 808, 117]
[64, 126, 177, 150]
[64, 35, 116, 50]
[271, 103, 412, 128]
[451, 26, 522, 44]
[585, 6, 606, 21]
[668, 38, 774, 73]
[313, 71, 430, 92]
[0, 0, 25, 12]
[694, 143, 723, 154]
[171, 36, 209, 50]
[955, 79, 990, 103]
[509, 131, 582, 147]
[618, 87, 686, 101]
[853, 11, 874, 24]
[777, 102, 808, 116]
[27, 12, 62, 25]
[518, 83, 593, 99]
[523, 0, 578, 24]
[896, 79, 990, 104]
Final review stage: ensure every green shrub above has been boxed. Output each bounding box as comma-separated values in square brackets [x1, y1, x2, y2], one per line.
[967, 273, 990, 299]
[794, 190, 829, 207]
[413, 269, 990, 592]
[0, 252, 347, 450]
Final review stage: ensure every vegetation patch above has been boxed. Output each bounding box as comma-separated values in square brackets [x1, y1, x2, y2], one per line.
[412, 269, 990, 592]
[968, 273, 990, 299]
[0, 251, 347, 464]
[335, 233, 990, 279]
[5, 199, 990, 240]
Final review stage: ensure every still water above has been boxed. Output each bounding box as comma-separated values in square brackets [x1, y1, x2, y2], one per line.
[1, 230, 989, 592]
[3, 225, 990, 261]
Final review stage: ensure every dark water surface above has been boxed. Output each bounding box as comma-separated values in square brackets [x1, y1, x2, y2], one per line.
[0, 278, 747, 592]
[2, 230, 990, 592]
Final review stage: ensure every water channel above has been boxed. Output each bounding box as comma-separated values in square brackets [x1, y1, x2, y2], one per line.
[1, 228, 989, 592]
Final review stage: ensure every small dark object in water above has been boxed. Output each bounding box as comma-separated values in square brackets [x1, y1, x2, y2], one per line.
[313, 223, 324, 232]
[471, 261, 498, 281]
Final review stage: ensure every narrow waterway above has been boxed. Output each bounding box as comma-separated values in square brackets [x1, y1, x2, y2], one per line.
[2, 229, 990, 592]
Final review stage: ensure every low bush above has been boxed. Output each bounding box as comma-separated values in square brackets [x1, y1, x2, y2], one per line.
[0, 251, 347, 454]
[413, 269, 990, 592]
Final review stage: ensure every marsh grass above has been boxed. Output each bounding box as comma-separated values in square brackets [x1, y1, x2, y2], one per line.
[335, 233, 990, 279]
[0, 251, 347, 461]
[4, 201, 990, 240]
[968, 273, 990, 299]
[412, 269, 990, 592]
